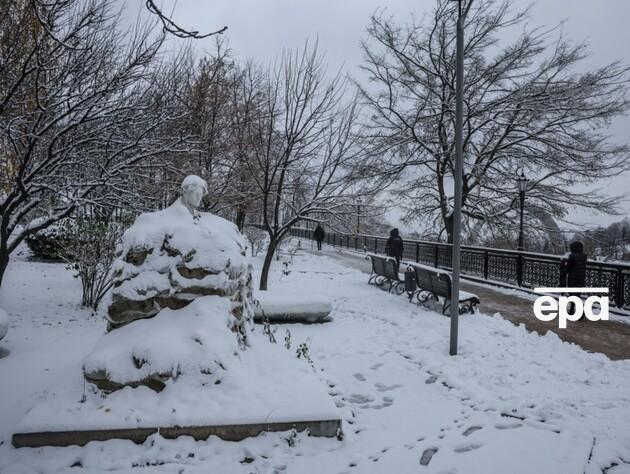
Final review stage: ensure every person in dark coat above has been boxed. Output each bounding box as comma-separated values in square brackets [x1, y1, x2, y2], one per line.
[563, 240, 588, 315]
[385, 228, 404, 273]
[313, 224, 325, 251]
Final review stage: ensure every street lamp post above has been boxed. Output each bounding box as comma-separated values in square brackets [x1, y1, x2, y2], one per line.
[517, 172, 529, 251]
[449, 0, 473, 356]
[356, 198, 362, 235]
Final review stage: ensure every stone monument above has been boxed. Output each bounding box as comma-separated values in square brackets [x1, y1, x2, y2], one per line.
[83, 175, 254, 392]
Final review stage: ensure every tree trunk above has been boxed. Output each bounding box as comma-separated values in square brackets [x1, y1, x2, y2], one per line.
[444, 213, 454, 244]
[235, 209, 246, 231]
[0, 248, 9, 289]
[259, 237, 277, 291]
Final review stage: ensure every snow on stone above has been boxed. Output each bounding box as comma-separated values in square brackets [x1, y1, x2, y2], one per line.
[83, 296, 237, 389]
[15, 329, 339, 433]
[0, 307, 8, 341]
[106, 198, 253, 334]
[119, 198, 248, 274]
[254, 291, 332, 322]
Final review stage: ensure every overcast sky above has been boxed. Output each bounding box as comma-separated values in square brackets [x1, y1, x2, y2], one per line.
[125, 0, 630, 229]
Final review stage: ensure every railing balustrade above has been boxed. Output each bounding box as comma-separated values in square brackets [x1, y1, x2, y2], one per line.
[287, 227, 630, 311]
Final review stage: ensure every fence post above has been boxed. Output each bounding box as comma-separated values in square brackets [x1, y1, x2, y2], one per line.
[617, 269, 625, 308]
[434, 245, 439, 268]
[416, 242, 420, 263]
[483, 250, 489, 280]
[374, 237, 378, 254]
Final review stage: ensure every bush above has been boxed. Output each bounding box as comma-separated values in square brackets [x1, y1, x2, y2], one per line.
[244, 227, 268, 257]
[25, 220, 71, 260]
[59, 218, 124, 311]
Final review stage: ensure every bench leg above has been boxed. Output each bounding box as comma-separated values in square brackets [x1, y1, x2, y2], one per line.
[415, 290, 431, 304]
[390, 282, 405, 295]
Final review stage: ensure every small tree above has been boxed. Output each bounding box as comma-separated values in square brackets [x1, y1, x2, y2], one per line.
[247, 42, 366, 290]
[60, 217, 123, 311]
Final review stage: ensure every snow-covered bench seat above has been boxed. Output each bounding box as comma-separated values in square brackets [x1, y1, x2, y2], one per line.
[406, 262, 480, 315]
[366, 253, 405, 295]
[253, 291, 333, 323]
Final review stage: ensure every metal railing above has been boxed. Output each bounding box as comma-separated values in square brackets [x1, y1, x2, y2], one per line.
[288, 227, 630, 311]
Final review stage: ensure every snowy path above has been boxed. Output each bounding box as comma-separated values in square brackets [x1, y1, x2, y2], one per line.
[1, 250, 630, 473]
[308, 245, 630, 361]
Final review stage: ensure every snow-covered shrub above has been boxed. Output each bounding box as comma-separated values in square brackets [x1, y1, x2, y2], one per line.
[24, 220, 71, 261]
[0, 308, 8, 341]
[59, 218, 123, 311]
[243, 226, 267, 257]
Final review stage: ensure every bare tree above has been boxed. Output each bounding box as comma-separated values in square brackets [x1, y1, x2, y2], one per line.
[145, 0, 227, 39]
[248, 43, 365, 290]
[358, 0, 630, 244]
[0, 0, 187, 285]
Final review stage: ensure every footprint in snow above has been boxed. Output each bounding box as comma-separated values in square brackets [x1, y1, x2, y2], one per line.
[494, 422, 522, 430]
[454, 443, 484, 453]
[419, 447, 439, 466]
[371, 396, 394, 409]
[353, 373, 367, 382]
[425, 375, 438, 384]
[462, 426, 482, 436]
[374, 382, 402, 392]
[347, 393, 374, 404]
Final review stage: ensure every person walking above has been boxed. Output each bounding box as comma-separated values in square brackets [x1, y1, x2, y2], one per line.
[313, 224, 325, 251]
[385, 228, 404, 273]
[563, 240, 588, 316]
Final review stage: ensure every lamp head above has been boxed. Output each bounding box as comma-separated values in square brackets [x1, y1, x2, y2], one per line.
[517, 172, 529, 193]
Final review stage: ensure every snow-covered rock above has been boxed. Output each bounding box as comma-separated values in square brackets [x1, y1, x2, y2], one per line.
[0, 308, 8, 341]
[107, 197, 253, 339]
[84, 297, 238, 392]
[254, 291, 333, 323]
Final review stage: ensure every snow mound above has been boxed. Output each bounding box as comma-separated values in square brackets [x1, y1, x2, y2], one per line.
[107, 198, 253, 339]
[0, 308, 8, 341]
[84, 296, 238, 392]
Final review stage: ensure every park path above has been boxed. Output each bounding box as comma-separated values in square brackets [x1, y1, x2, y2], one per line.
[306, 246, 630, 361]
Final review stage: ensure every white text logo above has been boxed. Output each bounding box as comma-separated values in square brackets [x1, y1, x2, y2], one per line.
[533, 288, 609, 328]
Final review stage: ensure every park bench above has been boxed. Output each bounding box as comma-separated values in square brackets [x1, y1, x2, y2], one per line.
[406, 262, 480, 315]
[367, 253, 405, 295]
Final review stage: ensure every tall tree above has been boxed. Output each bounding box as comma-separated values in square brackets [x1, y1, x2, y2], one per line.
[358, 0, 630, 243]
[249, 43, 364, 290]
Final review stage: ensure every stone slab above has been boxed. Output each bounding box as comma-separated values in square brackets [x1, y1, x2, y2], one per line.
[12, 419, 341, 448]
[253, 312, 333, 324]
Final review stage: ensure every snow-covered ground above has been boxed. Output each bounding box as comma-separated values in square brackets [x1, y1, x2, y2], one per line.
[1, 247, 630, 473]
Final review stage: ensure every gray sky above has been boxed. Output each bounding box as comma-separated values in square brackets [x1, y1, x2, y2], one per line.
[128, 0, 630, 229]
